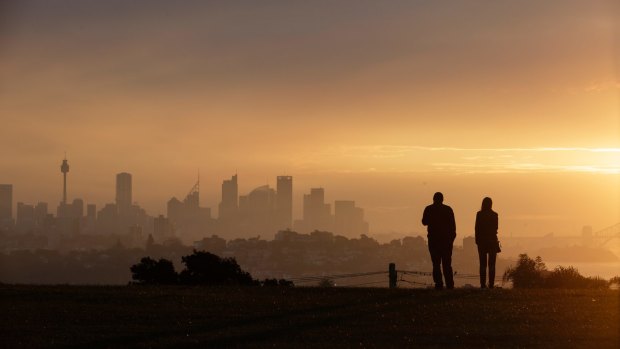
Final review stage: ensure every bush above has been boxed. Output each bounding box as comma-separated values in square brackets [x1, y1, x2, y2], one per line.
[503, 254, 547, 288]
[130, 257, 178, 285]
[545, 266, 583, 288]
[178, 250, 255, 286]
[318, 278, 335, 287]
[503, 254, 610, 289]
[261, 278, 294, 287]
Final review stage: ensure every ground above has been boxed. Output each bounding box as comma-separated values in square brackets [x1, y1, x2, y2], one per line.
[1, 285, 618, 348]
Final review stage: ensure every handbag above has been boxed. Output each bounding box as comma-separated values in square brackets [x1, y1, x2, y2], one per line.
[494, 239, 502, 253]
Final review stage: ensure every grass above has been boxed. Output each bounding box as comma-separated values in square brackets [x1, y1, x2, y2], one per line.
[0, 285, 618, 348]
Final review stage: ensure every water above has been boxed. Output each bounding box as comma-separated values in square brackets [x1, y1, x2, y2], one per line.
[545, 261, 620, 279]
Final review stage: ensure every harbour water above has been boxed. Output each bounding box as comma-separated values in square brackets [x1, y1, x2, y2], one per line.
[544, 261, 620, 279]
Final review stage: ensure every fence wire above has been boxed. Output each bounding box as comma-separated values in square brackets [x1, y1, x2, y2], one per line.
[287, 268, 483, 288]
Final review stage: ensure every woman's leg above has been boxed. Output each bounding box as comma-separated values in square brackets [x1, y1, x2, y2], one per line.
[477, 245, 487, 288]
[488, 252, 497, 288]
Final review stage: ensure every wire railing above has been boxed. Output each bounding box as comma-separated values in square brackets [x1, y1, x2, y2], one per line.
[286, 265, 487, 288]
[289, 271, 388, 286]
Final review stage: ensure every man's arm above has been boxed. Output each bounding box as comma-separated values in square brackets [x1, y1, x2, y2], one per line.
[422, 206, 429, 226]
[449, 207, 456, 239]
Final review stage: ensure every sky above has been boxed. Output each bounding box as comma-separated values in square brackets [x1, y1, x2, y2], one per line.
[1, 0, 619, 238]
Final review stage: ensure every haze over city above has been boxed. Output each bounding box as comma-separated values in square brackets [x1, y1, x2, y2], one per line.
[1, 0, 618, 238]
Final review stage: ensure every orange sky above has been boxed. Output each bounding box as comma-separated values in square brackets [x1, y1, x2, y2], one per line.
[0, 1, 618, 238]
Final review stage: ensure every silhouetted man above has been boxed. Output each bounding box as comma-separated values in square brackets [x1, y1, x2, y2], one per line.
[422, 192, 456, 289]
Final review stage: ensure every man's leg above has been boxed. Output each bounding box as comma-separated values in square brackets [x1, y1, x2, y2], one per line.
[442, 241, 454, 289]
[428, 241, 443, 289]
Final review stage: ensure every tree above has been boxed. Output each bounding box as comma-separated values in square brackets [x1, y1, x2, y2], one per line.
[318, 278, 335, 287]
[178, 250, 255, 286]
[503, 254, 547, 288]
[130, 257, 178, 285]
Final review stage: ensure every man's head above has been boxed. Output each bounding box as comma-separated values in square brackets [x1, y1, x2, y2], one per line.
[433, 192, 443, 204]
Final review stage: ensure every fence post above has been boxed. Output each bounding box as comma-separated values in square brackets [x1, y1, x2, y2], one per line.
[389, 263, 397, 288]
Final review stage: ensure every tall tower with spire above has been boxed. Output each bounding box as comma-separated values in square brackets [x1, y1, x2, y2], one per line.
[60, 155, 69, 204]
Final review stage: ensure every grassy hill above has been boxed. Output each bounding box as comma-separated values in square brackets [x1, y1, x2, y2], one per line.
[1, 285, 618, 348]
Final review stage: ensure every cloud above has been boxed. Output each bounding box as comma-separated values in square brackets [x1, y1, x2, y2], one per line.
[303, 145, 620, 175]
[585, 80, 620, 93]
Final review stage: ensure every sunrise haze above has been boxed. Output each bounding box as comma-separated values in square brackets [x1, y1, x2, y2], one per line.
[1, 0, 618, 239]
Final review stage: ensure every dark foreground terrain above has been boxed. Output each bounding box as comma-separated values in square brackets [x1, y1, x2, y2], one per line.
[1, 285, 618, 348]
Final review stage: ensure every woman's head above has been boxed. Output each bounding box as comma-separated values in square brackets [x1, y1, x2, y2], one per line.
[481, 197, 493, 211]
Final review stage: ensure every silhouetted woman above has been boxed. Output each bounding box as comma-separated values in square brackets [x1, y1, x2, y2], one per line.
[475, 197, 499, 288]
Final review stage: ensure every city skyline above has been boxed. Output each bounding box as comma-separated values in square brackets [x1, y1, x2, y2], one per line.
[1, 154, 617, 238]
[1, 156, 370, 240]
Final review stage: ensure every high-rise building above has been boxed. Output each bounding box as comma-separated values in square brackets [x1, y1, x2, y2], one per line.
[83, 203, 97, 234]
[96, 203, 118, 234]
[34, 202, 48, 227]
[166, 178, 212, 240]
[56, 197, 84, 234]
[334, 200, 369, 236]
[154, 214, 174, 239]
[242, 185, 276, 235]
[72, 198, 84, 218]
[0, 184, 13, 229]
[87, 204, 96, 219]
[116, 172, 132, 216]
[276, 176, 293, 229]
[295, 188, 332, 232]
[218, 174, 238, 220]
[16, 202, 36, 232]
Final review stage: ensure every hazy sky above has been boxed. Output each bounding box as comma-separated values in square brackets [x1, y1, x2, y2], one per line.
[1, 1, 618, 238]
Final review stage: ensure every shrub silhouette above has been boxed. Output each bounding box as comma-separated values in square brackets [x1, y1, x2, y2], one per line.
[504, 254, 609, 289]
[130, 251, 294, 287]
[261, 278, 294, 287]
[546, 266, 607, 289]
[503, 254, 547, 288]
[179, 250, 255, 286]
[130, 257, 178, 285]
[609, 276, 620, 289]
[278, 279, 294, 287]
[318, 278, 335, 287]
[262, 278, 279, 286]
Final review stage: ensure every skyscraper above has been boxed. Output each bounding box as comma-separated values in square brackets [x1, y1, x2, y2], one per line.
[245, 184, 276, 234]
[116, 172, 132, 216]
[16, 202, 36, 232]
[295, 188, 332, 232]
[218, 174, 238, 220]
[166, 177, 212, 240]
[0, 184, 13, 229]
[334, 200, 369, 236]
[276, 176, 293, 229]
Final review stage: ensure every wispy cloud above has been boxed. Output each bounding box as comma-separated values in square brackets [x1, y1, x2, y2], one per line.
[303, 145, 620, 175]
[339, 145, 620, 155]
[584, 80, 620, 93]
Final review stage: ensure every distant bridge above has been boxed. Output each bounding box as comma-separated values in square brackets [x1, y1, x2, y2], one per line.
[594, 223, 620, 247]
